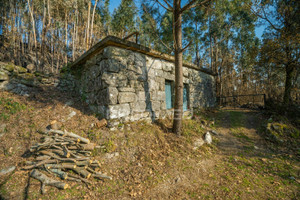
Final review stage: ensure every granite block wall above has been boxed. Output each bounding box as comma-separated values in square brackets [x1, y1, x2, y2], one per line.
[77, 46, 216, 126]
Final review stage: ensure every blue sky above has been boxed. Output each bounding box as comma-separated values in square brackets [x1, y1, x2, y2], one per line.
[109, 0, 122, 13]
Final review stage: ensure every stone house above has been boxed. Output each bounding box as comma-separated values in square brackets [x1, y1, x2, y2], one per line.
[69, 36, 216, 126]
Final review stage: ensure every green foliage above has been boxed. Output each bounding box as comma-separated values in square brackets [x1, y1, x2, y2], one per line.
[0, 97, 26, 120]
[111, 0, 138, 37]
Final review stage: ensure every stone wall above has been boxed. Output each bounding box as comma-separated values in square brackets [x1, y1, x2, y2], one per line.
[76, 46, 216, 126]
[0, 62, 61, 96]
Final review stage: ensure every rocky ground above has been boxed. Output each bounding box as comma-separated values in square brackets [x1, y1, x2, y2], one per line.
[0, 80, 299, 199]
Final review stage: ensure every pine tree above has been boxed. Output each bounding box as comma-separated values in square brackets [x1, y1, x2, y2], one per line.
[111, 0, 138, 38]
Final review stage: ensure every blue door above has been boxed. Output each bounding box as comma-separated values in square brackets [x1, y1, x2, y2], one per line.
[183, 84, 188, 111]
[165, 81, 173, 109]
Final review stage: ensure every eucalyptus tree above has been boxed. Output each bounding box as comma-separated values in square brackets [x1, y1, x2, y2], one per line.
[253, 0, 300, 105]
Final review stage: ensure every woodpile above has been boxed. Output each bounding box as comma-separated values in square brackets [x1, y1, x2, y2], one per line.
[23, 128, 111, 194]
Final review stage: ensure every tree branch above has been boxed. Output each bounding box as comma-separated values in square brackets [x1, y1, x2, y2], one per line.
[142, 4, 174, 52]
[162, 0, 173, 10]
[181, 41, 192, 52]
[181, 0, 211, 13]
[155, 0, 173, 12]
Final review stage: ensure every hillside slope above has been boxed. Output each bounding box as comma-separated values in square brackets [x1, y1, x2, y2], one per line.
[0, 85, 299, 199]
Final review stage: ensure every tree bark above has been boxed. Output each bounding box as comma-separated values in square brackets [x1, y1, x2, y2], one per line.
[90, 0, 98, 47]
[27, 0, 38, 69]
[283, 64, 294, 106]
[86, 1, 91, 51]
[65, 10, 68, 65]
[172, 0, 183, 135]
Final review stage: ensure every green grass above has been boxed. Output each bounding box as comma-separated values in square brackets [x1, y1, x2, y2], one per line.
[0, 97, 26, 120]
[228, 111, 245, 128]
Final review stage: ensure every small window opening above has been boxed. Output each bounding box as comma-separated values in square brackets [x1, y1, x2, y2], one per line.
[165, 80, 174, 109]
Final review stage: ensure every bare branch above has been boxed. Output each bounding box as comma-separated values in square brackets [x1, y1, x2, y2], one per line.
[142, 4, 174, 52]
[181, 0, 211, 13]
[181, 41, 192, 52]
[155, 0, 173, 12]
[246, 3, 280, 32]
[162, 0, 173, 10]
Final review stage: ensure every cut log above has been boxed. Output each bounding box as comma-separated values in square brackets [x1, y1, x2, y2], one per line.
[36, 156, 51, 161]
[0, 166, 16, 176]
[75, 160, 92, 167]
[72, 168, 91, 179]
[87, 167, 112, 180]
[23, 159, 58, 170]
[30, 169, 68, 194]
[44, 163, 76, 169]
[49, 168, 68, 180]
[49, 129, 90, 144]
[68, 173, 91, 184]
[51, 149, 70, 158]
[68, 143, 96, 151]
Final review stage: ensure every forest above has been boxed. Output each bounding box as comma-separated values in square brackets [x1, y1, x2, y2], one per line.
[0, 0, 299, 107]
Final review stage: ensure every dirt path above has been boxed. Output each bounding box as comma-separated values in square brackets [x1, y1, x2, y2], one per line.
[215, 108, 267, 156]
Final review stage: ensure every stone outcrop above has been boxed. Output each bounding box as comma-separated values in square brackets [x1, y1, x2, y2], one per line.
[0, 62, 61, 96]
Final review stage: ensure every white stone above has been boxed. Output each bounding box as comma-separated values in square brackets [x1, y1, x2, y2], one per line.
[108, 104, 130, 119]
[204, 132, 212, 144]
[118, 92, 136, 103]
[137, 91, 146, 101]
[132, 101, 146, 113]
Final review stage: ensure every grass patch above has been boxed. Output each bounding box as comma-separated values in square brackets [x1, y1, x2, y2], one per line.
[230, 128, 252, 142]
[0, 97, 26, 120]
[228, 111, 245, 128]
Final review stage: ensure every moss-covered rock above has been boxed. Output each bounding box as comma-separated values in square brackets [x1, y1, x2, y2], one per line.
[18, 73, 37, 86]
[266, 122, 299, 143]
[14, 65, 28, 74]
[3, 63, 15, 72]
[0, 71, 9, 81]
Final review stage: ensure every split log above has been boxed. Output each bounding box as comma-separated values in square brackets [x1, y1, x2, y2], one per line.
[30, 169, 68, 194]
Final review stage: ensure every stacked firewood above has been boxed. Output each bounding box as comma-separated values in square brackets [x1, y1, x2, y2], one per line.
[23, 128, 111, 194]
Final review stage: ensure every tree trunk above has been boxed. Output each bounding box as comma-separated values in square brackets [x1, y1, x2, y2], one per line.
[283, 64, 294, 106]
[27, 0, 38, 70]
[90, 0, 98, 47]
[65, 10, 68, 65]
[172, 0, 183, 135]
[86, 1, 91, 51]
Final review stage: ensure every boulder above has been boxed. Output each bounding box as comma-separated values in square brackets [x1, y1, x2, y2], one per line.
[0, 71, 9, 81]
[204, 132, 212, 144]
[14, 65, 27, 74]
[193, 138, 205, 150]
[26, 64, 36, 73]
